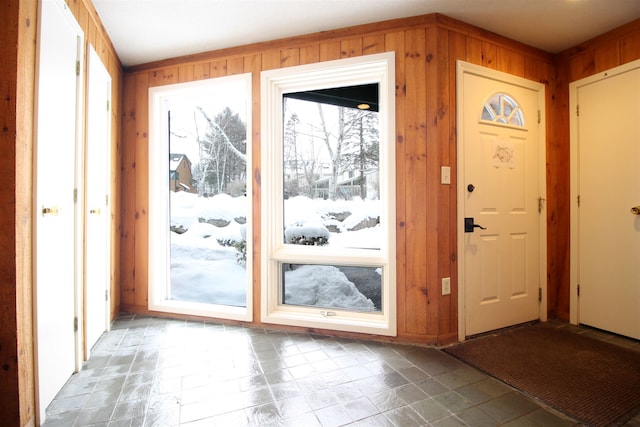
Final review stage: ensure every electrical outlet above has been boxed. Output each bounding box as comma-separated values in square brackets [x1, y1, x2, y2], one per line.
[442, 277, 451, 295]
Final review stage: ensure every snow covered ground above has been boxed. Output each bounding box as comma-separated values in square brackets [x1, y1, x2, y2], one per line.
[169, 191, 381, 311]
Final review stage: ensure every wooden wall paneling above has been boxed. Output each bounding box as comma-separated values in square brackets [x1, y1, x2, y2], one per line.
[261, 49, 281, 71]
[299, 45, 320, 65]
[594, 41, 621, 73]
[280, 48, 300, 68]
[149, 67, 178, 87]
[568, 49, 596, 81]
[194, 62, 210, 80]
[110, 67, 122, 317]
[384, 30, 407, 336]
[228, 57, 244, 75]
[481, 41, 498, 69]
[133, 72, 150, 308]
[120, 74, 138, 307]
[363, 34, 386, 55]
[432, 27, 454, 341]
[341, 38, 362, 58]
[445, 30, 467, 339]
[244, 53, 262, 322]
[402, 28, 429, 336]
[178, 64, 194, 83]
[465, 37, 483, 65]
[621, 32, 640, 63]
[210, 59, 227, 77]
[319, 41, 341, 61]
[424, 26, 443, 339]
[497, 46, 525, 77]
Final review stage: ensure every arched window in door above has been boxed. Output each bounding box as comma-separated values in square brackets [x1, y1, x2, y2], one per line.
[481, 93, 525, 127]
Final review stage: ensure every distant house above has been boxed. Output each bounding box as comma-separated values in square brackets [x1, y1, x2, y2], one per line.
[169, 153, 194, 192]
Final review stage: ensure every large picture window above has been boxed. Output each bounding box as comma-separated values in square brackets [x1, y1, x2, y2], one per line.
[261, 53, 396, 335]
[148, 74, 252, 321]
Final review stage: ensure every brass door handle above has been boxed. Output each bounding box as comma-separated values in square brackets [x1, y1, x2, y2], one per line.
[89, 208, 101, 215]
[631, 206, 640, 215]
[41, 206, 59, 216]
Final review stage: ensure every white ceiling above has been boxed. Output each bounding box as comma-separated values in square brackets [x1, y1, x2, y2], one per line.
[93, 0, 640, 67]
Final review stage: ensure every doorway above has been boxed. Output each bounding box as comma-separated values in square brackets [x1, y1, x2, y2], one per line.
[457, 61, 547, 340]
[570, 60, 640, 340]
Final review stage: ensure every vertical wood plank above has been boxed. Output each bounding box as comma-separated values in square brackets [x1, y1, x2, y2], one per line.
[228, 57, 245, 75]
[178, 64, 194, 83]
[403, 28, 428, 336]
[244, 53, 262, 322]
[569, 50, 596, 81]
[594, 42, 621, 72]
[319, 41, 341, 61]
[299, 45, 320, 65]
[120, 73, 138, 306]
[621, 32, 640, 63]
[262, 49, 281, 70]
[465, 37, 483, 65]
[481, 41, 497, 69]
[341, 38, 362, 58]
[363, 34, 385, 55]
[446, 30, 467, 338]
[280, 48, 300, 67]
[210, 59, 227, 77]
[497, 46, 525, 77]
[385, 31, 407, 337]
[194, 62, 210, 80]
[133, 72, 150, 308]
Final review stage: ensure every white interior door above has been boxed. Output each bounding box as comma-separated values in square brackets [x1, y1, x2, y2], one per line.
[84, 45, 111, 357]
[34, 0, 83, 421]
[570, 62, 640, 340]
[457, 62, 546, 339]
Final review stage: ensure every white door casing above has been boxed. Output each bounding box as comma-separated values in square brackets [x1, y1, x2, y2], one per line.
[457, 61, 547, 340]
[570, 60, 640, 340]
[84, 45, 112, 357]
[34, 0, 83, 421]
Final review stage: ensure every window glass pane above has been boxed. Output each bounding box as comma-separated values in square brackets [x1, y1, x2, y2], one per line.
[282, 263, 382, 312]
[482, 93, 524, 127]
[166, 87, 248, 307]
[283, 85, 380, 251]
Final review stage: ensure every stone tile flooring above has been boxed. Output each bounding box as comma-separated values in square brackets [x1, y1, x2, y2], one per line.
[42, 315, 640, 426]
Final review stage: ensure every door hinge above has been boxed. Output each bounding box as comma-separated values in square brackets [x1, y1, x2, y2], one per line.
[73, 316, 78, 332]
[538, 197, 546, 213]
[107, 100, 110, 111]
[105, 289, 109, 302]
[73, 188, 78, 203]
[576, 105, 579, 116]
[577, 284, 580, 297]
[105, 195, 109, 206]
[539, 288, 542, 302]
[577, 194, 580, 207]
[537, 110, 541, 124]
[76, 60, 80, 76]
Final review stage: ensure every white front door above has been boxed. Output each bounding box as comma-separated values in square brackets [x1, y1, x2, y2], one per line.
[457, 62, 546, 339]
[570, 61, 640, 340]
[84, 45, 111, 357]
[34, 0, 83, 421]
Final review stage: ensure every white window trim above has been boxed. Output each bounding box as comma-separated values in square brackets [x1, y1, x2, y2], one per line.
[261, 52, 396, 336]
[148, 74, 253, 322]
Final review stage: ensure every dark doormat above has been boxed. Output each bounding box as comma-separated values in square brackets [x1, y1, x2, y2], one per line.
[444, 324, 640, 426]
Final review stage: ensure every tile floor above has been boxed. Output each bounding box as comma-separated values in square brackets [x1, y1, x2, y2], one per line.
[43, 315, 640, 427]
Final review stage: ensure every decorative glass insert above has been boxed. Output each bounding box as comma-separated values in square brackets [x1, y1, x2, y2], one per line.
[481, 93, 524, 127]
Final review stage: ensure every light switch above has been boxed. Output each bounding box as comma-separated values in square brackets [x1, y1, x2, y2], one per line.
[441, 166, 451, 184]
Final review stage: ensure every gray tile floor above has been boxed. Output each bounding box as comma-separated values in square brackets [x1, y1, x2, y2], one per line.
[43, 315, 640, 427]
